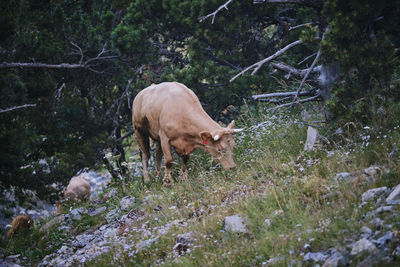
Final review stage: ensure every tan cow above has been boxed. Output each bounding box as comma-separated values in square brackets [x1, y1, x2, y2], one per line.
[132, 82, 242, 186]
[57, 175, 91, 212]
[7, 214, 33, 238]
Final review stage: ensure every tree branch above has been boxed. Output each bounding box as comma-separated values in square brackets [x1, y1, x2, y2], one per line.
[0, 104, 36, 113]
[252, 89, 318, 100]
[0, 42, 119, 72]
[199, 0, 233, 24]
[267, 93, 322, 111]
[253, 0, 323, 10]
[230, 40, 302, 82]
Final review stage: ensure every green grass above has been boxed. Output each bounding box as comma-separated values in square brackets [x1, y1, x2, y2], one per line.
[2, 103, 400, 266]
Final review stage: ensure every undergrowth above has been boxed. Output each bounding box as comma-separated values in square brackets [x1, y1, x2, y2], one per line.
[1, 102, 400, 266]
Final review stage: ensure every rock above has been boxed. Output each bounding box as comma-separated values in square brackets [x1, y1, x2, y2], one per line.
[73, 234, 94, 248]
[322, 251, 347, 267]
[386, 184, 400, 204]
[69, 207, 88, 221]
[173, 232, 194, 254]
[375, 231, 395, 247]
[303, 252, 328, 263]
[223, 215, 249, 234]
[392, 246, 400, 256]
[364, 166, 382, 177]
[362, 187, 387, 203]
[39, 215, 65, 233]
[120, 196, 136, 211]
[369, 218, 384, 229]
[153, 204, 163, 212]
[89, 206, 107, 216]
[105, 209, 121, 224]
[360, 226, 373, 238]
[103, 227, 118, 238]
[374, 206, 393, 214]
[350, 238, 377, 255]
[334, 172, 351, 182]
[304, 126, 318, 151]
[264, 219, 271, 228]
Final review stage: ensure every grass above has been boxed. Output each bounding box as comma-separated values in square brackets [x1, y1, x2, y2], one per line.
[1, 102, 400, 266]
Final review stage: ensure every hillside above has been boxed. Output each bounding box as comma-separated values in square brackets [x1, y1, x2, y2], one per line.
[1, 105, 399, 266]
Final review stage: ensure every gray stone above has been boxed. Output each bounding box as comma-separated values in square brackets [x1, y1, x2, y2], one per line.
[392, 246, 400, 256]
[174, 232, 194, 254]
[362, 187, 387, 203]
[369, 217, 384, 228]
[304, 126, 318, 151]
[360, 226, 373, 238]
[303, 252, 328, 263]
[103, 227, 117, 238]
[120, 196, 136, 211]
[374, 206, 393, 214]
[69, 207, 88, 221]
[89, 206, 107, 216]
[334, 172, 351, 182]
[351, 238, 377, 255]
[322, 251, 347, 267]
[375, 231, 395, 247]
[364, 166, 382, 177]
[223, 215, 249, 233]
[105, 209, 121, 224]
[264, 218, 271, 228]
[73, 234, 94, 248]
[386, 184, 400, 204]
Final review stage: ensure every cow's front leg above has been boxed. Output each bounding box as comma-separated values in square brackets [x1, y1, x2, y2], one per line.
[178, 155, 189, 181]
[155, 140, 162, 178]
[160, 133, 173, 187]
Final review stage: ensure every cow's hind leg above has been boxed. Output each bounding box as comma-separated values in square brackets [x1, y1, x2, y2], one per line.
[159, 132, 173, 187]
[155, 140, 162, 178]
[135, 129, 151, 184]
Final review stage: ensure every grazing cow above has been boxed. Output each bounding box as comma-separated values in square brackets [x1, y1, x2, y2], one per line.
[57, 175, 91, 212]
[7, 214, 33, 238]
[132, 82, 243, 186]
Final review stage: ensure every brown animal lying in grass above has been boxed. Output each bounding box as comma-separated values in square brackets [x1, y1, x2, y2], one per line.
[57, 175, 91, 212]
[7, 214, 34, 238]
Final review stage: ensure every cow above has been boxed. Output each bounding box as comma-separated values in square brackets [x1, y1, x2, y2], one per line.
[57, 175, 91, 212]
[132, 82, 243, 186]
[7, 214, 34, 238]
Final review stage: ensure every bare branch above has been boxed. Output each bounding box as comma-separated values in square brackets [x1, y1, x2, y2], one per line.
[297, 52, 317, 65]
[0, 62, 86, 69]
[230, 40, 303, 82]
[199, 0, 233, 24]
[0, 42, 119, 72]
[70, 42, 84, 64]
[253, 0, 323, 9]
[0, 104, 36, 113]
[252, 89, 318, 100]
[289, 22, 312, 31]
[267, 93, 321, 111]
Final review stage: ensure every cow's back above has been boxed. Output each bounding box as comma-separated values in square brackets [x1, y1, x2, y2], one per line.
[132, 82, 205, 139]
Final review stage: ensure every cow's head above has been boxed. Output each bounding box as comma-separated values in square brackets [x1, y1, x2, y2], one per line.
[200, 120, 243, 170]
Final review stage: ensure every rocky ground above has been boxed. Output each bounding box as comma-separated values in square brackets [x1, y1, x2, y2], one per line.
[2, 165, 399, 267]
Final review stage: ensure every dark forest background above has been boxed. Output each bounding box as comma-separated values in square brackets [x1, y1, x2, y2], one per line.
[1, 0, 399, 198]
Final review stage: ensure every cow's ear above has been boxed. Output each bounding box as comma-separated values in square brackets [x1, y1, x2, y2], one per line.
[199, 131, 212, 144]
[227, 120, 235, 129]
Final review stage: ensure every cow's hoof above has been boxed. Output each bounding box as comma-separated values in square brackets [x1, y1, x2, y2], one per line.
[162, 177, 172, 187]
